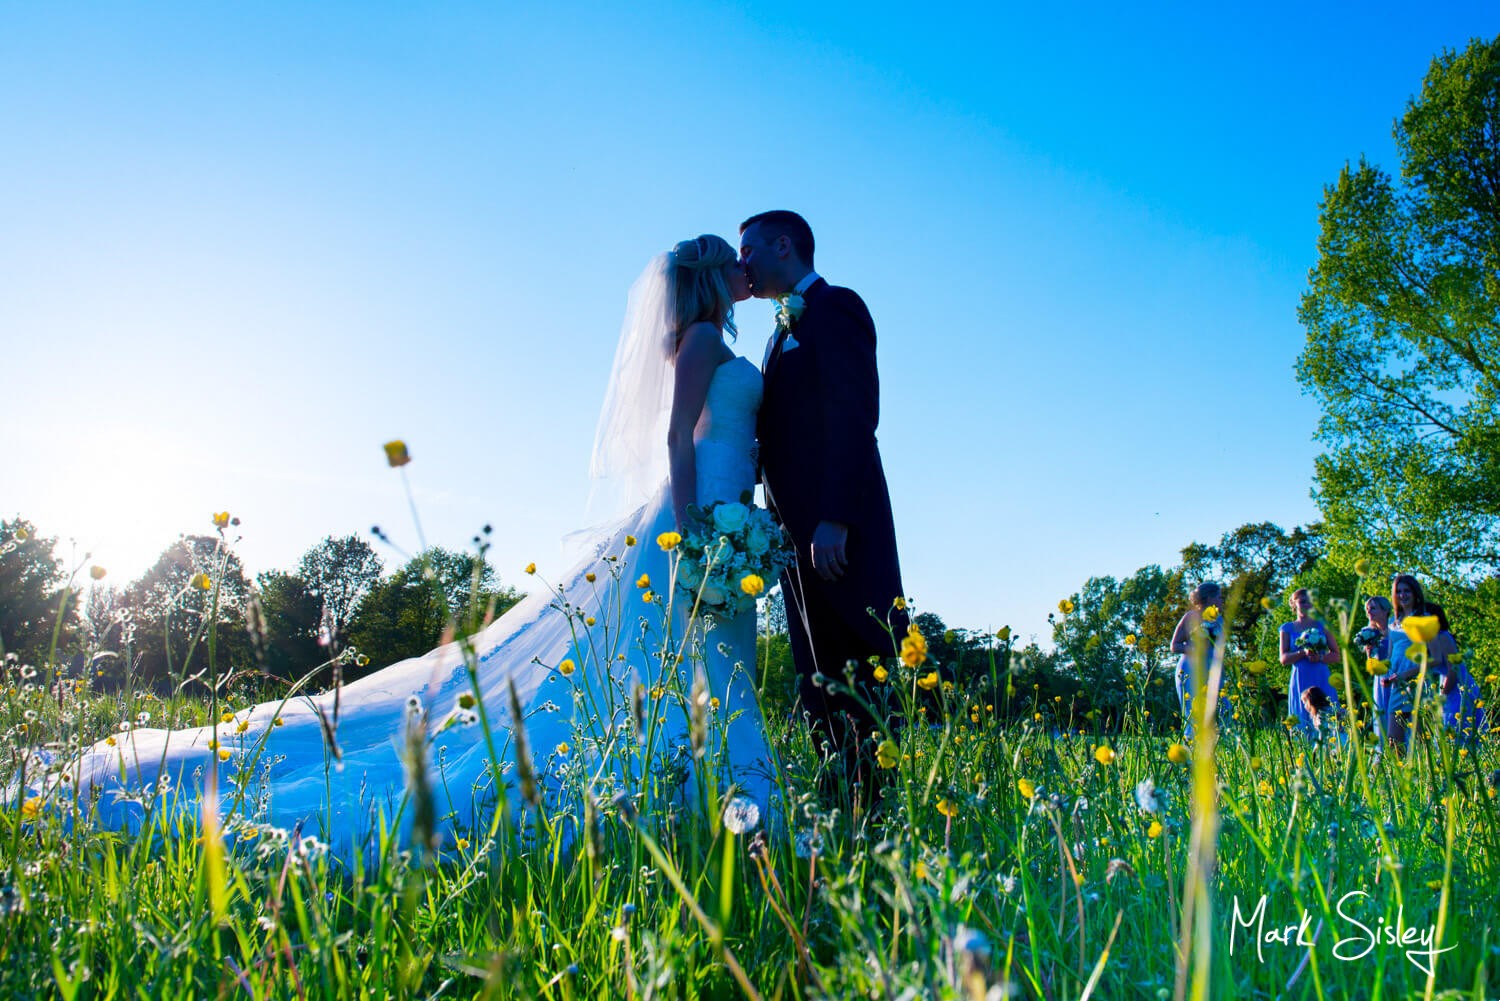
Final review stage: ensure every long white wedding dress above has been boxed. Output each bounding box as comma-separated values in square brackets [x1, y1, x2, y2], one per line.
[70, 356, 777, 857]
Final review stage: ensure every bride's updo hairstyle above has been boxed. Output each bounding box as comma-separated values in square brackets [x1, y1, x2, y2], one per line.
[667, 234, 738, 345]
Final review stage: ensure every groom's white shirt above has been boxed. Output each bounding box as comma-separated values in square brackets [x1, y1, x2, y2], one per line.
[762, 271, 821, 368]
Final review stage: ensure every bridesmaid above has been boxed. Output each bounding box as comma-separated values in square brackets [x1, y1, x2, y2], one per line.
[1169, 582, 1228, 740]
[1281, 588, 1342, 741]
[1383, 573, 1431, 750]
[1359, 596, 1397, 743]
[1426, 603, 1484, 745]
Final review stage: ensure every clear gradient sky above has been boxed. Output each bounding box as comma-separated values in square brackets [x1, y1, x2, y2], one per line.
[4, 2, 1497, 645]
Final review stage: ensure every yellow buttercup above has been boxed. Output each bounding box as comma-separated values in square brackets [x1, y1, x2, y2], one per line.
[1401, 615, 1440, 643]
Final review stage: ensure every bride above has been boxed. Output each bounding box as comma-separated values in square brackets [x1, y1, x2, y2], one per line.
[68, 234, 779, 856]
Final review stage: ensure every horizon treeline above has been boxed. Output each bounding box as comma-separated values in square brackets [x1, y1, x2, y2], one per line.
[5, 512, 1495, 734]
[0, 520, 524, 692]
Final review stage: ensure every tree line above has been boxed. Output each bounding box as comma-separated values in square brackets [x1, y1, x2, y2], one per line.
[4, 508, 1491, 734]
[0, 522, 523, 691]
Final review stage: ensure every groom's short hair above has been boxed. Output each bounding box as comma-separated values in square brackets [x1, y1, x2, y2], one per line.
[740, 210, 815, 267]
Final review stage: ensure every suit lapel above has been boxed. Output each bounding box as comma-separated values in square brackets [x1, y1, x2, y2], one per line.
[761, 326, 785, 372]
[763, 278, 829, 380]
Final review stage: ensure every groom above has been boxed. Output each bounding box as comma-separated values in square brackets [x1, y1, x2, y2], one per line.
[740, 210, 907, 779]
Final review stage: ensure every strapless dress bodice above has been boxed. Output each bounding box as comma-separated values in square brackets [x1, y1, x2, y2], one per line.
[694, 357, 761, 506]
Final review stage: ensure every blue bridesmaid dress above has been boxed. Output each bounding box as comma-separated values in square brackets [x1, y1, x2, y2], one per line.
[1284, 620, 1340, 741]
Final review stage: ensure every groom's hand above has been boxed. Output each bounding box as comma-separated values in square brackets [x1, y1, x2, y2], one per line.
[811, 521, 849, 581]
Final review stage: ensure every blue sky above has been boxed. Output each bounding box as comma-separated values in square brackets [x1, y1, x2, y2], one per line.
[3, 2, 1496, 645]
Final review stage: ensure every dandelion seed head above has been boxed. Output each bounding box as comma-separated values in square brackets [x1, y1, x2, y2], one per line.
[1134, 778, 1159, 814]
[722, 796, 760, 835]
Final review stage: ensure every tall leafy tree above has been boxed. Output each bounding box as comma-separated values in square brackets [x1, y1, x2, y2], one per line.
[911, 611, 1005, 690]
[121, 535, 251, 686]
[1053, 565, 1182, 720]
[1438, 577, 1500, 686]
[762, 585, 788, 636]
[0, 517, 75, 664]
[296, 535, 383, 643]
[1297, 36, 1500, 583]
[1120, 565, 1188, 681]
[251, 570, 326, 680]
[79, 582, 127, 685]
[344, 547, 522, 675]
[1180, 522, 1324, 651]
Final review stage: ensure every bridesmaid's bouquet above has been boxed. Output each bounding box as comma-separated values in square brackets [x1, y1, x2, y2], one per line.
[1295, 628, 1330, 656]
[1197, 606, 1223, 643]
[674, 494, 792, 619]
[1354, 625, 1384, 656]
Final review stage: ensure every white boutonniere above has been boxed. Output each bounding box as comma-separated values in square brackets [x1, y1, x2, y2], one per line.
[775, 293, 805, 333]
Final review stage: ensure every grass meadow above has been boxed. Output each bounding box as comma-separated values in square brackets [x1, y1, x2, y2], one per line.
[2, 531, 1498, 1001]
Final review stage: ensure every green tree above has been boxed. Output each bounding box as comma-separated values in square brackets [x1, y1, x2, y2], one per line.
[762, 585, 787, 636]
[251, 570, 326, 681]
[1002, 642, 1079, 726]
[912, 612, 999, 688]
[754, 631, 797, 720]
[79, 582, 127, 686]
[0, 517, 76, 665]
[1180, 522, 1324, 652]
[296, 535, 383, 643]
[344, 547, 522, 675]
[1297, 36, 1500, 583]
[121, 535, 252, 688]
[1118, 564, 1187, 682]
[754, 586, 797, 718]
[1437, 575, 1500, 684]
[1053, 566, 1182, 723]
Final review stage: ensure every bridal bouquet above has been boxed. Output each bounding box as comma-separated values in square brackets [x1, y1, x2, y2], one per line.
[674, 495, 791, 619]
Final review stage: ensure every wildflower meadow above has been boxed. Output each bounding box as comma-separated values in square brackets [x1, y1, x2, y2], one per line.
[2, 504, 1499, 1000]
[5, 24, 1500, 1001]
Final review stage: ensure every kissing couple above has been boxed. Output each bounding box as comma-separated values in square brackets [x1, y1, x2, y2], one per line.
[70, 211, 906, 852]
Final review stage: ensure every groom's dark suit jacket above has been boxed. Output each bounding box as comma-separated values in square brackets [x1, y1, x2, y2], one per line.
[759, 278, 905, 715]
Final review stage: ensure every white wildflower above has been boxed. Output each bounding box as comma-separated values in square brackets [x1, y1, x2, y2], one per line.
[293, 835, 328, 860]
[722, 796, 760, 835]
[953, 924, 990, 958]
[1134, 777, 1160, 814]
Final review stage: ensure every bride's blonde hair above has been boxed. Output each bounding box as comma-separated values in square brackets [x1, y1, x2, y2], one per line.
[667, 234, 738, 344]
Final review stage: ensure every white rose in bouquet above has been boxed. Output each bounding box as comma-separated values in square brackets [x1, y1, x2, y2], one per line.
[745, 524, 770, 556]
[677, 559, 704, 589]
[712, 502, 750, 534]
[699, 582, 728, 605]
